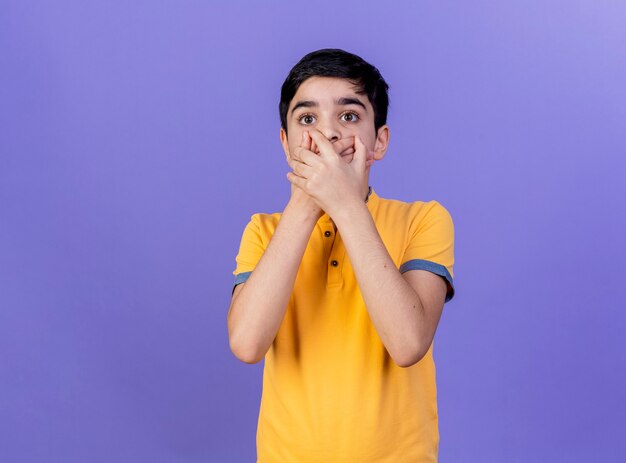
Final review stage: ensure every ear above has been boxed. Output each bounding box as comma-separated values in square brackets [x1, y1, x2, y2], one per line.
[373, 125, 390, 161]
[280, 127, 291, 160]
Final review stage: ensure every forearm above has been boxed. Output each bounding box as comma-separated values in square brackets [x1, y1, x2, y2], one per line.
[333, 203, 426, 367]
[228, 197, 319, 363]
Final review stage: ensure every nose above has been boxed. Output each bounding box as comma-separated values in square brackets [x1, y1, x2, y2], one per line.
[316, 118, 341, 142]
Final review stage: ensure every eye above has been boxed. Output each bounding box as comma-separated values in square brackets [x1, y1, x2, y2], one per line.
[298, 113, 316, 125]
[340, 112, 359, 123]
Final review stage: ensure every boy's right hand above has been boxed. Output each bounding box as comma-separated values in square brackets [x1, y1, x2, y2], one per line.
[287, 131, 355, 219]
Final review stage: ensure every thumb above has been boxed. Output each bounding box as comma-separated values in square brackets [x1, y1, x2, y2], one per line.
[353, 135, 368, 169]
[366, 149, 375, 168]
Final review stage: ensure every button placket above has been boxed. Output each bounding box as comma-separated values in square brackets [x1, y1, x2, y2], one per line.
[316, 214, 344, 288]
[327, 232, 345, 288]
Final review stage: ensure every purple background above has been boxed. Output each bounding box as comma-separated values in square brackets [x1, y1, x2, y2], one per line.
[2, 1, 625, 461]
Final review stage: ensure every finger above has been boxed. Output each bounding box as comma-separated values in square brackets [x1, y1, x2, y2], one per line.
[286, 156, 301, 175]
[286, 171, 307, 190]
[289, 158, 314, 178]
[302, 130, 312, 151]
[309, 130, 339, 158]
[332, 137, 355, 154]
[292, 145, 314, 163]
[298, 147, 324, 167]
[292, 132, 313, 162]
[352, 135, 367, 168]
[292, 145, 323, 168]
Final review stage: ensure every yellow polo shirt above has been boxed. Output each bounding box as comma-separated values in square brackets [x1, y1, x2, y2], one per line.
[232, 187, 455, 462]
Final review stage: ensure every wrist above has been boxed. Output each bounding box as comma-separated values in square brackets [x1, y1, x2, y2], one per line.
[327, 185, 372, 226]
[285, 195, 323, 224]
[331, 199, 370, 230]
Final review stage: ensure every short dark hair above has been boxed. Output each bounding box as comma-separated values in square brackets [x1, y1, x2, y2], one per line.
[279, 48, 389, 136]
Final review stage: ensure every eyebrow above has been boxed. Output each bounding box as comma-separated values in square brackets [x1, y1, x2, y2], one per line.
[290, 96, 367, 115]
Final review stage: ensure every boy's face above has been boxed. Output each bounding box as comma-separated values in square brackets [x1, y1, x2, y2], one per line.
[280, 76, 389, 164]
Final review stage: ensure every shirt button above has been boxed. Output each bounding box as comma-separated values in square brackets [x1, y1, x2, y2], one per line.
[330, 260, 339, 267]
[324, 231, 332, 237]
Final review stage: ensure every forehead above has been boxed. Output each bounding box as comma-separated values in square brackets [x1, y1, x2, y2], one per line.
[289, 76, 367, 108]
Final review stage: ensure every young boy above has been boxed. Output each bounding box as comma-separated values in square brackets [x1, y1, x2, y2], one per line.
[227, 49, 455, 462]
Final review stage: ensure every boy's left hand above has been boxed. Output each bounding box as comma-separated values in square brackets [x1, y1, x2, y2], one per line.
[286, 130, 375, 220]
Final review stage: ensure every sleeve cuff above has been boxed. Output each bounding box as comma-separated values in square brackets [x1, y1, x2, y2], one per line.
[232, 271, 252, 295]
[399, 259, 455, 303]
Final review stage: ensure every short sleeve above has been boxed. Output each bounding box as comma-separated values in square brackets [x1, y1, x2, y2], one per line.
[231, 214, 266, 294]
[400, 201, 456, 303]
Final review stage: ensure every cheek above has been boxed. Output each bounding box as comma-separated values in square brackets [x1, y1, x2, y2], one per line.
[347, 129, 375, 151]
[358, 130, 374, 147]
[289, 137, 304, 157]
[363, 135, 377, 151]
[287, 129, 303, 150]
[289, 142, 298, 158]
